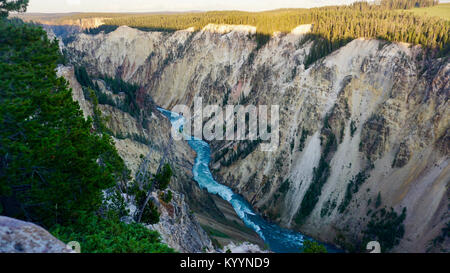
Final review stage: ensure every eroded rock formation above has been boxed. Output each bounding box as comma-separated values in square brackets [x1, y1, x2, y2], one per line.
[59, 24, 449, 252]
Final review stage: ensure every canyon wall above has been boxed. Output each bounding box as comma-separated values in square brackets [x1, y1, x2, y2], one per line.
[62, 25, 449, 252]
[57, 64, 263, 252]
[57, 65, 215, 253]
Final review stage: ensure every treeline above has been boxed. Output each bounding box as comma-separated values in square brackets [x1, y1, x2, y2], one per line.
[303, 4, 449, 66]
[380, 0, 439, 9]
[74, 66, 141, 119]
[94, 2, 449, 64]
[84, 25, 119, 35]
[74, 66, 151, 145]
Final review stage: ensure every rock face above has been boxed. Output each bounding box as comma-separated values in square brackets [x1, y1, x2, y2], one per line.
[61, 25, 449, 252]
[0, 216, 72, 253]
[148, 191, 214, 253]
[57, 66, 92, 118]
[57, 65, 218, 253]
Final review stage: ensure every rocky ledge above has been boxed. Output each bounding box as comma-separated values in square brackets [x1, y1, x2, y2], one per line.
[0, 216, 72, 253]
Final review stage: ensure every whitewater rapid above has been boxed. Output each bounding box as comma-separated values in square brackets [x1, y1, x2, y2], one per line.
[159, 108, 338, 253]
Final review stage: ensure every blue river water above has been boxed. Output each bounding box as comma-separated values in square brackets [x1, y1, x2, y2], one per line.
[159, 108, 339, 253]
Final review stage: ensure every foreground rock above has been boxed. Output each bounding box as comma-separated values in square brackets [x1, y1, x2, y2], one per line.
[148, 191, 214, 253]
[221, 242, 271, 253]
[0, 216, 71, 253]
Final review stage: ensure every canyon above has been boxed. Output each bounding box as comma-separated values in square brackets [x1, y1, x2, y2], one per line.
[50, 22, 448, 253]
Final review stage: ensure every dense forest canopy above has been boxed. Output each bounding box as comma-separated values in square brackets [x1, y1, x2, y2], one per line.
[0, 13, 172, 252]
[12, 1, 449, 58]
[0, 18, 127, 226]
[86, 1, 449, 58]
[380, 0, 439, 9]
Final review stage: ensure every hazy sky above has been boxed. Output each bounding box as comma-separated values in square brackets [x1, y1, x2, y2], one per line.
[27, 0, 364, 13]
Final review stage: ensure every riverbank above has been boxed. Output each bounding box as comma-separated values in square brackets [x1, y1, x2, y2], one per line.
[158, 108, 312, 253]
[196, 195, 265, 249]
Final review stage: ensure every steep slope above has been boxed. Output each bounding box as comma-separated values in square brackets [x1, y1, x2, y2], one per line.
[62, 25, 449, 252]
[57, 65, 263, 252]
[56, 65, 214, 252]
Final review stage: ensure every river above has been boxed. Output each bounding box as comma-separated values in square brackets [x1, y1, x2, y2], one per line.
[159, 108, 339, 253]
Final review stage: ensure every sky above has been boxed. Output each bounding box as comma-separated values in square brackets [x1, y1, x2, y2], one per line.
[27, 0, 364, 13]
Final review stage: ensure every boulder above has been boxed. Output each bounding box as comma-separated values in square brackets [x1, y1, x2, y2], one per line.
[0, 216, 72, 253]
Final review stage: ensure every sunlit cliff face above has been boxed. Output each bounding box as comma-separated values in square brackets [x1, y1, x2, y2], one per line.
[62, 24, 449, 253]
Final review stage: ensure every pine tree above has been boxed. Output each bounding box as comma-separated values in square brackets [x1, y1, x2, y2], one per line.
[0, 19, 128, 227]
[0, 0, 29, 18]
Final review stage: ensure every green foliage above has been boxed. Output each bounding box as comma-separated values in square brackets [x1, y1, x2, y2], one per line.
[298, 128, 309, 152]
[101, 75, 141, 118]
[1, 0, 29, 18]
[320, 198, 337, 218]
[73, 3, 450, 63]
[74, 67, 141, 119]
[363, 207, 407, 252]
[134, 187, 160, 225]
[350, 120, 357, 137]
[295, 124, 336, 225]
[375, 192, 382, 209]
[0, 19, 127, 227]
[84, 25, 119, 35]
[102, 188, 129, 220]
[154, 163, 173, 190]
[278, 180, 290, 194]
[290, 138, 295, 153]
[88, 88, 114, 134]
[134, 188, 147, 207]
[431, 221, 449, 250]
[201, 225, 230, 239]
[75, 67, 116, 110]
[338, 171, 369, 213]
[141, 201, 160, 224]
[220, 139, 262, 167]
[129, 164, 173, 225]
[381, 0, 438, 10]
[304, 34, 348, 68]
[255, 32, 270, 50]
[0, 17, 172, 253]
[96, 90, 116, 107]
[114, 132, 151, 145]
[50, 213, 174, 253]
[74, 66, 96, 90]
[301, 240, 328, 253]
[74, 68, 152, 145]
[161, 190, 173, 203]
